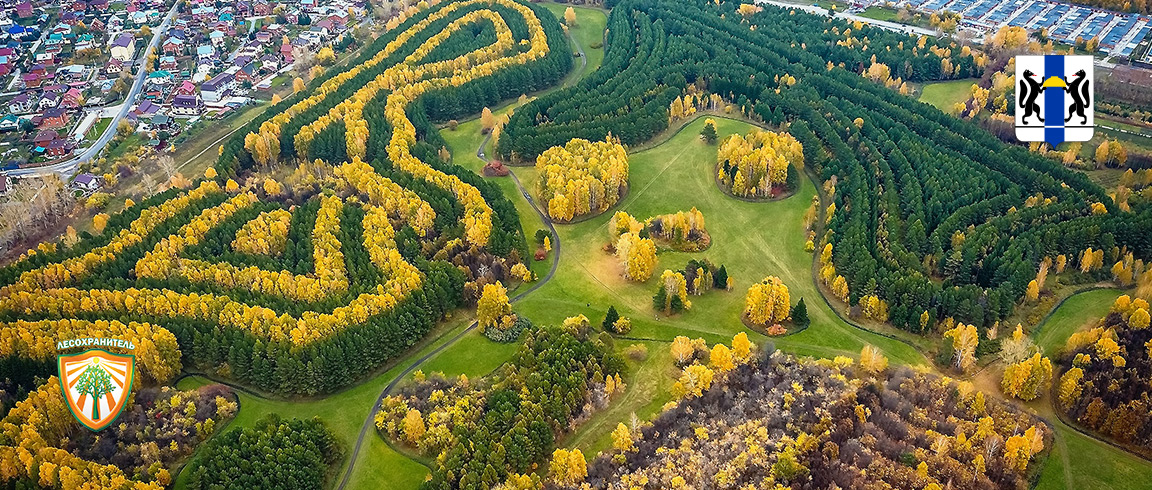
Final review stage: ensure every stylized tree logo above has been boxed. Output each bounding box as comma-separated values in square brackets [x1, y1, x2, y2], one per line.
[74, 359, 115, 421]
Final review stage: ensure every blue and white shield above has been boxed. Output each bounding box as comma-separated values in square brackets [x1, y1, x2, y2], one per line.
[1015, 55, 1094, 146]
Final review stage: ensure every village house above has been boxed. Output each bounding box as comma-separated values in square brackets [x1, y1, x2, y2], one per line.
[170, 93, 203, 116]
[8, 93, 33, 113]
[36, 92, 60, 110]
[46, 138, 72, 157]
[233, 61, 256, 84]
[39, 107, 69, 129]
[71, 173, 102, 191]
[175, 79, 196, 95]
[74, 33, 96, 50]
[196, 44, 215, 61]
[33, 130, 58, 149]
[105, 57, 125, 75]
[20, 72, 41, 88]
[14, 1, 33, 18]
[162, 36, 184, 55]
[0, 115, 20, 132]
[200, 71, 233, 103]
[109, 32, 135, 62]
[61, 88, 83, 108]
[58, 64, 85, 81]
[126, 100, 160, 122]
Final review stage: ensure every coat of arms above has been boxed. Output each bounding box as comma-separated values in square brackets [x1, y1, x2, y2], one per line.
[1015, 55, 1094, 146]
[57, 349, 135, 431]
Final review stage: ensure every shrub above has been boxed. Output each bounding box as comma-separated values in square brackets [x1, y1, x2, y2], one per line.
[484, 315, 533, 343]
[624, 343, 648, 361]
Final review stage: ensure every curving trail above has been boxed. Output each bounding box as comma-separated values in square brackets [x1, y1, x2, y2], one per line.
[335, 133, 561, 490]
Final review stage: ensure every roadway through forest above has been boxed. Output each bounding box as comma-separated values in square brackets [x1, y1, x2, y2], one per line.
[334, 137, 561, 490]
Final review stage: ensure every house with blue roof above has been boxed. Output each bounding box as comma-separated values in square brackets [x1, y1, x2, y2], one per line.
[0, 114, 21, 132]
[196, 44, 215, 60]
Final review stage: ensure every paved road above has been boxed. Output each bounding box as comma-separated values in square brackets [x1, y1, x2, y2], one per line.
[5, 3, 180, 179]
[757, 0, 939, 37]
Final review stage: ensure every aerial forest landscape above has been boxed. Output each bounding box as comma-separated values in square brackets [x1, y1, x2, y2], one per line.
[4, 0, 1152, 488]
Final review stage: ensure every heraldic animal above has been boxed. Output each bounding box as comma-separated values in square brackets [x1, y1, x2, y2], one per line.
[1019, 69, 1044, 125]
[1065, 69, 1090, 125]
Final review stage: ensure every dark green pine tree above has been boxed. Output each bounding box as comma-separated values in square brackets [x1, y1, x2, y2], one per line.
[74, 363, 115, 420]
[603, 305, 620, 331]
[652, 287, 668, 312]
[791, 298, 809, 328]
[700, 121, 717, 144]
[712, 265, 728, 289]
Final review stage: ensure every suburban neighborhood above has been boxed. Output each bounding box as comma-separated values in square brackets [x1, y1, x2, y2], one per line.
[0, 0, 365, 172]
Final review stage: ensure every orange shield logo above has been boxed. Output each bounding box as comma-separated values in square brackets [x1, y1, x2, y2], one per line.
[57, 349, 135, 431]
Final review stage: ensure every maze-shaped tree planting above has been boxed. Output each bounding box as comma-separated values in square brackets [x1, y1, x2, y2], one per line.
[0, 1, 570, 486]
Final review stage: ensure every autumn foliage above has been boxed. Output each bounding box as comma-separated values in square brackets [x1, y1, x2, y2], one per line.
[574, 349, 1049, 489]
[744, 276, 790, 326]
[716, 128, 803, 199]
[1059, 295, 1152, 452]
[536, 136, 629, 222]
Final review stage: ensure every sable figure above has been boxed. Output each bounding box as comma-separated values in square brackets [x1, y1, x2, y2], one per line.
[1065, 69, 1090, 126]
[1019, 69, 1044, 125]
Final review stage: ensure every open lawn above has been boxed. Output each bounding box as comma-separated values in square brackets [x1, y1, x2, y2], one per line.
[83, 118, 112, 145]
[506, 116, 925, 365]
[858, 6, 899, 22]
[919, 78, 977, 112]
[1032, 288, 1123, 357]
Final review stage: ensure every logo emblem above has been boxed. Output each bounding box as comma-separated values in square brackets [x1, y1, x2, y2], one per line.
[1015, 55, 1093, 147]
[58, 349, 135, 431]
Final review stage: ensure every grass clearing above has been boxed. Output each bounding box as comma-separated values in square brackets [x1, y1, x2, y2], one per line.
[171, 313, 489, 490]
[507, 115, 927, 366]
[858, 6, 899, 21]
[1037, 415, 1152, 490]
[1032, 288, 1123, 357]
[560, 339, 677, 458]
[919, 78, 977, 112]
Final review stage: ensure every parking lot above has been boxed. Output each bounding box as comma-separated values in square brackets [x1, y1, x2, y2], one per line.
[902, 0, 1151, 57]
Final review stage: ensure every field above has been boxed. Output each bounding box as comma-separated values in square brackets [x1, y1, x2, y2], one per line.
[858, 6, 900, 21]
[919, 78, 978, 111]
[505, 115, 924, 364]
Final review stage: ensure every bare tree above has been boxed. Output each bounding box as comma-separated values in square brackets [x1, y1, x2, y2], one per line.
[141, 173, 157, 197]
[157, 155, 176, 180]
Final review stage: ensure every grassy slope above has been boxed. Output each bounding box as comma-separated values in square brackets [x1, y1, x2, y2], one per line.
[1032, 288, 1123, 357]
[919, 78, 977, 112]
